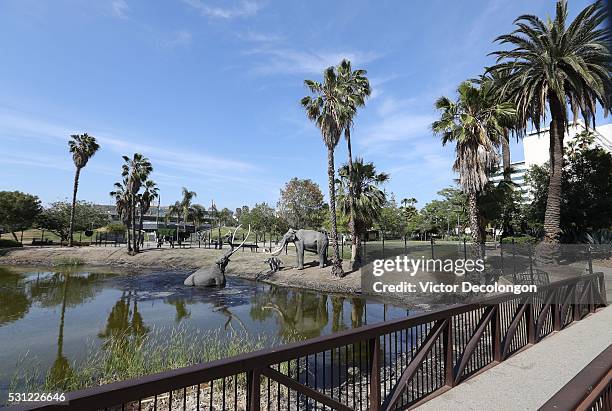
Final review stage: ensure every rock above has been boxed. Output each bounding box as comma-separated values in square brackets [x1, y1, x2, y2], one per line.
[184, 267, 225, 287]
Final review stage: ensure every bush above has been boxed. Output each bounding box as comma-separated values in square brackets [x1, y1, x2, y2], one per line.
[0, 238, 23, 248]
[104, 223, 126, 234]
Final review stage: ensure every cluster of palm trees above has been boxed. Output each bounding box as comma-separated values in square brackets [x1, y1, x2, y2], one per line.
[110, 154, 158, 254]
[433, 0, 610, 253]
[166, 187, 202, 240]
[302, 60, 371, 276]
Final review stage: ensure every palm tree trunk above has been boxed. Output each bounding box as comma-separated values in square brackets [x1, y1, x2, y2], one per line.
[467, 192, 484, 257]
[132, 196, 138, 253]
[345, 128, 360, 270]
[543, 96, 565, 244]
[139, 208, 145, 249]
[68, 167, 81, 247]
[501, 129, 512, 239]
[327, 147, 344, 277]
[501, 129, 511, 182]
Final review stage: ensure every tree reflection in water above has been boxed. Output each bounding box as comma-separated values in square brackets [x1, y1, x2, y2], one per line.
[98, 290, 149, 343]
[25, 269, 105, 388]
[0, 267, 32, 326]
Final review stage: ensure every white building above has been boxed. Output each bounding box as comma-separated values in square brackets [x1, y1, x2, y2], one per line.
[490, 121, 612, 201]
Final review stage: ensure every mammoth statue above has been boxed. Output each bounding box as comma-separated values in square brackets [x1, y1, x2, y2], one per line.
[268, 229, 328, 270]
[184, 225, 251, 287]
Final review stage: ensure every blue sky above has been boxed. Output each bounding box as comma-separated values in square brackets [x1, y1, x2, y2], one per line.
[0, 0, 604, 211]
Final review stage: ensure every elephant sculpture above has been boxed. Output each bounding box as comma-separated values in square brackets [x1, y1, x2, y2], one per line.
[184, 225, 251, 287]
[269, 229, 328, 270]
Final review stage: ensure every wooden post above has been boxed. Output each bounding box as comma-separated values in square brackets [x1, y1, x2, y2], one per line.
[368, 337, 381, 411]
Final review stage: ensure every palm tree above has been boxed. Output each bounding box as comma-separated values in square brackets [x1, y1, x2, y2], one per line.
[110, 180, 132, 252]
[67, 133, 100, 246]
[179, 187, 197, 240]
[489, 0, 611, 243]
[120, 153, 153, 253]
[301, 66, 350, 277]
[166, 201, 182, 241]
[336, 158, 389, 256]
[432, 82, 515, 254]
[137, 180, 158, 246]
[336, 59, 371, 270]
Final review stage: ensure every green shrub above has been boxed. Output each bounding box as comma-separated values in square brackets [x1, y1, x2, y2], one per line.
[104, 223, 126, 234]
[54, 257, 85, 266]
[0, 238, 23, 248]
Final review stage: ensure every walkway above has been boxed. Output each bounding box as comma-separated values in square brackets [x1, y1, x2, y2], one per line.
[416, 305, 612, 410]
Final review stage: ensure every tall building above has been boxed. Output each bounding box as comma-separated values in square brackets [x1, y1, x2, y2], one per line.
[490, 121, 612, 201]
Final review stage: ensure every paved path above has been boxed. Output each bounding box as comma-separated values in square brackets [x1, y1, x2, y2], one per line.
[416, 305, 612, 411]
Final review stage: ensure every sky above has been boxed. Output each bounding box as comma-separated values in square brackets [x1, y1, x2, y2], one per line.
[0, 0, 606, 211]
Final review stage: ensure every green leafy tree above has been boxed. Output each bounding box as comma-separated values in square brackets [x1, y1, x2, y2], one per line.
[0, 191, 42, 241]
[277, 178, 325, 229]
[67, 133, 100, 247]
[37, 201, 109, 243]
[301, 65, 351, 276]
[524, 131, 612, 235]
[490, 0, 611, 243]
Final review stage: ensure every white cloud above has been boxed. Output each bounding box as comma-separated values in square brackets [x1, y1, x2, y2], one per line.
[182, 0, 262, 19]
[163, 30, 192, 48]
[0, 108, 257, 175]
[247, 48, 381, 76]
[111, 0, 129, 19]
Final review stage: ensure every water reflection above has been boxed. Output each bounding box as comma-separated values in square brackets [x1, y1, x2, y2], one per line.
[250, 289, 329, 339]
[0, 267, 31, 325]
[98, 291, 149, 342]
[0, 266, 409, 396]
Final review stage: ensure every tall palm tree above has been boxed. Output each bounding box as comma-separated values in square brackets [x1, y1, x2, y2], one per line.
[68, 133, 100, 246]
[432, 82, 515, 254]
[336, 158, 389, 256]
[336, 59, 371, 270]
[301, 66, 350, 277]
[120, 153, 153, 253]
[489, 0, 611, 243]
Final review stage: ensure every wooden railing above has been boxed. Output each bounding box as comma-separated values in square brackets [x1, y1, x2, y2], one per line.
[540, 344, 612, 411]
[12, 272, 607, 411]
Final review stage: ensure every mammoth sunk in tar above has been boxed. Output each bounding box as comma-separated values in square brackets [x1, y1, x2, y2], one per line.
[184, 225, 251, 287]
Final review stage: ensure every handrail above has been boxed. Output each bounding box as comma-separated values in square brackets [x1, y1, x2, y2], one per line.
[539, 344, 612, 411]
[10, 272, 607, 411]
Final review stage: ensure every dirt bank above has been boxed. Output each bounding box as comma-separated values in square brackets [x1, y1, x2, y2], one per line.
[0, 245, 362, 294]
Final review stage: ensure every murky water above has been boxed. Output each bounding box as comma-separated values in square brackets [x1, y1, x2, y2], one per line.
[0, 265, 410, 395]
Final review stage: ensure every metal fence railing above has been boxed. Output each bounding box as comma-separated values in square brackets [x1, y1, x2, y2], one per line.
[11, 272, 607, 411]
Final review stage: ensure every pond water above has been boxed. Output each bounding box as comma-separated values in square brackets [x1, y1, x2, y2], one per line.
[0, 265, 410, 395]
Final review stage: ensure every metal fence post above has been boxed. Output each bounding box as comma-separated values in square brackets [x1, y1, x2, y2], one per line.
[247, 369, 261, 411]
[368, 337, 381, 410]
[381, 230, 385, 259]
[526, 295, 536, 344]
[443, 317, 455, 387]
[492, 305, 502, 361]
[430, 237, 435, 259]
